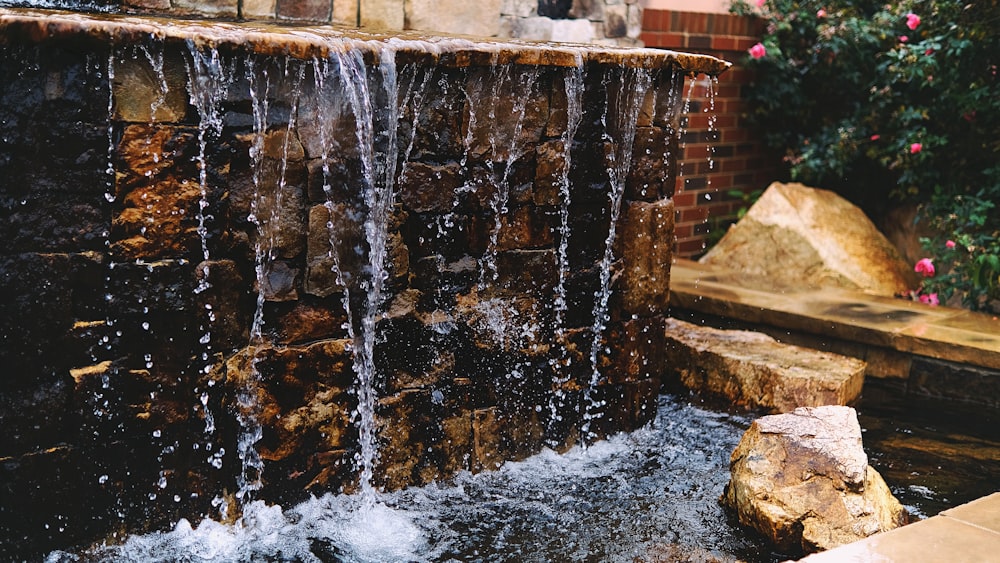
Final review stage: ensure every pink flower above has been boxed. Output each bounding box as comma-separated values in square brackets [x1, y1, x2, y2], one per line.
[925, 48, 934, 56]
[899, 35, 908, 42]
[906, 13, 921, 30]
[870, 134, 880, 141]
[817, 8, 827, 18]
[910, 142, 922, 154]
[914, 258, 935, 277]
[755, 0, 766, 7]
[946, 240, 956, 249]
[919, 293, 939, 306]
[749, 42, 767, 59]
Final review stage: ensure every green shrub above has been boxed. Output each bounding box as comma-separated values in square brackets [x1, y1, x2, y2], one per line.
[733, 0, 1000, 311]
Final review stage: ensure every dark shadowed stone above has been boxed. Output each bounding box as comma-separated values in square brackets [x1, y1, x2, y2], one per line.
[398, 161, 462, 213]
[462, 66, 549, 163]
[569, 0, 603, 20]
[495, 206, 556, 251]
[305, 157, 364, 204]
[534, 139, 568, 206]
[605, 316, 668, 384]
[260, 260, 299, 302]
[495, 248, 558, 295]
[195, 259, 248, 351]
[627, 126, 675, 201]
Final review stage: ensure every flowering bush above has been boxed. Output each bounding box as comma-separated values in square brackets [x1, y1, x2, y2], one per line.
[732, 0, 1000, 311]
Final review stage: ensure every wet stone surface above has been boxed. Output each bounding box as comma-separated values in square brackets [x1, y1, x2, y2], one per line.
[0, 12, 716, 558]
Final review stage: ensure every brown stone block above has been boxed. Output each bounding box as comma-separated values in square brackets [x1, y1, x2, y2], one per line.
[617, 198, 674, 317]
[225, 341, 355, 466]
[534, 139, 569, 206]
[663, 318, 866, 413]
[605, 316, 667, 384]
[398, 161, 462, 213]
[627, 126, 676, 201]
[375, 389, 433, 490]
[113, 50, 189, 123]
[496, 206, 555, 251]
[272, 299, 349, 344]
[172, 0, 238, 17]
[277, 0, 332, 21]
[462, 66, 550, 163]
[438, 412, 473, 475]
[472, 407, 502, 472]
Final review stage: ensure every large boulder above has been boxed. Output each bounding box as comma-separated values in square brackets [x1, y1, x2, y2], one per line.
[663, 318, 865, 413]
[700, 182, 917, 296]
[723, 406, 908, 556]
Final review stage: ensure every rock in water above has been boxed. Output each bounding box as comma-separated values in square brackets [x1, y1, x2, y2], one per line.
[700, 182, 917, 296]
[723, 405, 908, 556]
[663, 318, 865, 413]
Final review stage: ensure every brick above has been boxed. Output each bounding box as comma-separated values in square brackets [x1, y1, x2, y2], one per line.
[677, 238, 707, 255]
[673, 191, 696, 207]
[643, 9, 664, 31]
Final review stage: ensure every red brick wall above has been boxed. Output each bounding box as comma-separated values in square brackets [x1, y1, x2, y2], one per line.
[642, 9, 781, 257]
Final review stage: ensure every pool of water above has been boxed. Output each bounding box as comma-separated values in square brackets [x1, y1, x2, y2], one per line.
[857, 385, 1000, 520]
[47, 391, 999, 563]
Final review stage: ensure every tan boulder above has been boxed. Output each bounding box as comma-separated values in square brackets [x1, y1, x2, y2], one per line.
[723, 406, 908, 556]
[700, 182, 917, 296]
[663, 318, 865, 413]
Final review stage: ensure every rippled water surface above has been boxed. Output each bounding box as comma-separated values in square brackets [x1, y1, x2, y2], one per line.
[51, 396, 776, 563]
[49, 391, 999, 563]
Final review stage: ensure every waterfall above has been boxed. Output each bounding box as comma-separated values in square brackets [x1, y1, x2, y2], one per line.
[581, 66, 655, 439]
[547, 56, 585, 441]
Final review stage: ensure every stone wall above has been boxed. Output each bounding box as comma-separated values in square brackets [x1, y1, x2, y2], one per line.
[0, 10, 723, 558]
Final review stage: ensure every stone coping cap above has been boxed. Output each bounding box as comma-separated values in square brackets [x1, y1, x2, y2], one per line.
[0, 8, 730, 75]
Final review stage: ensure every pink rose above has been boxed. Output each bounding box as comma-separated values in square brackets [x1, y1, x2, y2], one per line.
[899, 35, 908, 42]
[817, 8, 827, 18]
[870, 134, 880, 141]
[906, 13, 920, 30]
[910, 142, 922, 154]
[919, 293, 939, 306]
[914, 258, 935, 277]
[749, 42, 767, 59]
[755, 0, 766, 6]
[945, 240, 956, 249]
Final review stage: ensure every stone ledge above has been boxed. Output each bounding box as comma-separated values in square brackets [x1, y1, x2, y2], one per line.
[663, 317, 865, 413]
[670, 259, 1000, 372]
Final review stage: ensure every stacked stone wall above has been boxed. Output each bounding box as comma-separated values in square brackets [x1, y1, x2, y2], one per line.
[0, 12, 722, 558]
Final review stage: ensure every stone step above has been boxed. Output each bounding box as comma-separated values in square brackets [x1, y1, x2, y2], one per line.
[663, 317, 866, 413]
